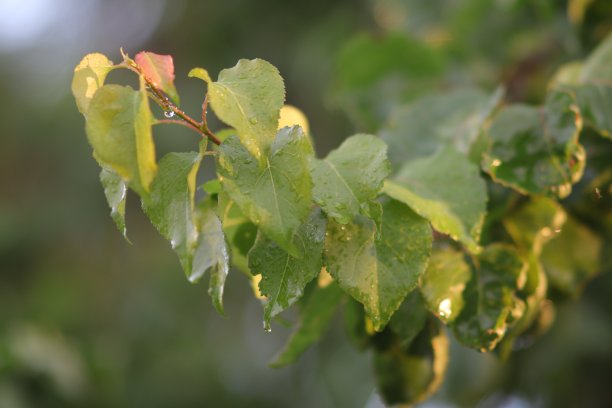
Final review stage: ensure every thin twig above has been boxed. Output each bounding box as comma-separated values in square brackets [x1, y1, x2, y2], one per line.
[123, 60, 221, 145]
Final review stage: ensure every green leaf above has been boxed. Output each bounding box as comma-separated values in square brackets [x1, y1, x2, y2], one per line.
[142, 152, 202, 277]
[580, 32, 612, 83]
[86, 83, 158, 196]
[482, 89, 584, 198]
[270, 282, 343, 367]
[452, 244, 527, 352]
[199, 59, 285, 158]
[332, 33, 444, 130]
[344, 299, 372, 350]
[134, 51, 180, 104]
[383, 147, 487, 253]
[380, 88, 502, 168]
[193, 203, 230, 314]
[248, 209, 327, 329]
[503, 196, 567, 254]
[573, 84, 612, 138]
[99, 167, 128, 240]
[389, 290, 428, 349]
[419, 247, 471, 324]
[142, 152, 229, 313]
[310, 134, 390, 224]
[217, 192, 256, 275]
[217, 126, 313, 258]
[374, 319, 449, 406]
[324, 199, 432, 331]
[72, 53, 115, 114]
[541, 216, 602, 298]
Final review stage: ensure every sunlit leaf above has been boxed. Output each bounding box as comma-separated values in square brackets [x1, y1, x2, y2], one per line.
[270, 282, 343, 367]
[217, 126, 313, 258]
[383, 146, 487, 253]
[248, 209, 327, 329]
[192, 59, 285, 158]
[86, 82, 157, 196]
[419, 247, 471, 324]
[310, 134, 390, 224]
[324, 199, 432, 331]
[135, 51, 180, 104]
[72, 53, 115, 114]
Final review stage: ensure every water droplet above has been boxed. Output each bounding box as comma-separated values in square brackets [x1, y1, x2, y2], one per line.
[250, 117, 258, 125]
[164, 110, 175, 118]
[438, 298, 452, 318]
[490, 159, 501, 167]
[263, 321, 271, 333]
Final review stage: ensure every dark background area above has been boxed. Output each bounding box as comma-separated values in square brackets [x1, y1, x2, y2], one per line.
[1, 1, 611, 407]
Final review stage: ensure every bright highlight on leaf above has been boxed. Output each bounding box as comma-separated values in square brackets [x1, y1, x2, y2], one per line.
[72, 53, 115, 114]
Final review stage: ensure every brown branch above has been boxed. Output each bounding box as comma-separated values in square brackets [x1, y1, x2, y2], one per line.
[123, 60, 221, 146]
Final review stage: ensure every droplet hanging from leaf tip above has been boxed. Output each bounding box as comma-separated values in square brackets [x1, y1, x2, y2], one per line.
[263, 321, 272, 333]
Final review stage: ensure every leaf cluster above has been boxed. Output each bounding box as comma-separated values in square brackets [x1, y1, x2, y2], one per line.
[72, 34, 611, 405]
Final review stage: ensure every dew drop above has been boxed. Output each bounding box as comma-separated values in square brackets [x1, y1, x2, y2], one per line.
[263, 321, 272, 333]
[250, 117, 259, 125]
[164, 110, 175, 118]
[438, 298, 452, 318]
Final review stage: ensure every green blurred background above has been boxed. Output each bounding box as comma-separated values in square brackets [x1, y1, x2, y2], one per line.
[1, 0, 611, 407]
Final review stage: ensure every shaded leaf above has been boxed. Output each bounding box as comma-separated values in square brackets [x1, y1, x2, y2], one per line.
[99, 167, 128, 240]
[452, 244, 527, 352]
[383, 146, 487, 253]
[142, 152, 229, 313]
[72, 53, 114, 114]
[389, 290, 428, 348]
[142, 152, 202, 277]
[482, 89, 584, 198]
[270, 282, 343, 367]
[310, 134, 390, 224]
[195, 59, 285, 158]
[541, 216, 602, 297]
[248, 209, 327, 329]
[580, 32, 612, 83]
[324, 199, 432, 331]
[503, 196, 567, 254]
[217, 126, 313, 258]
[344, 299, 372, 350]
[135, 51, 180, 104]
[380, 88, 502, 168]
[193, 203, 230, 313]
[374, 319, 449, 406]
[419, 247, 471, 324]
[86, 83, 157, 196]
[572, 84, 612, 138]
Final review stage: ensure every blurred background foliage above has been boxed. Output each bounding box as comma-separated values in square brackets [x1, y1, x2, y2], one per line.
[0, 0, 611, 407]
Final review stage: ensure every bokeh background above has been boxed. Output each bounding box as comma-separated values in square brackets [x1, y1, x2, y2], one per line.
[1, 0, 611, 407]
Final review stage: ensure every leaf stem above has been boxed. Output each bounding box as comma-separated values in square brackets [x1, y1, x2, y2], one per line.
[123, 60, 221, 146]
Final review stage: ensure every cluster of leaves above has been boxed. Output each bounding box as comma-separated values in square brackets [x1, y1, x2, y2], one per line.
[72, 33, 610, 406]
